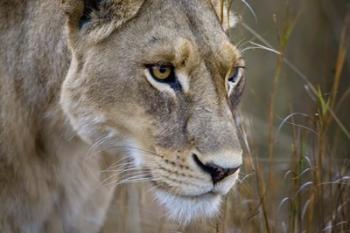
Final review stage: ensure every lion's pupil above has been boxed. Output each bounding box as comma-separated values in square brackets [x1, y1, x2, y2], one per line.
[229, 69, 239, 83]
[159, 66, 167, 73]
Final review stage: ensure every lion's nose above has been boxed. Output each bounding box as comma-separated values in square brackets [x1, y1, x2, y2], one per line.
[193, 154, 240, 183]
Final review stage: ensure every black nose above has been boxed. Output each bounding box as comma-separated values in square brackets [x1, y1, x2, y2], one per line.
[193, 154, 240, 183]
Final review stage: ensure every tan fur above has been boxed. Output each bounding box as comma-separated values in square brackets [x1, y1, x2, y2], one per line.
[0, 0, 245, 232]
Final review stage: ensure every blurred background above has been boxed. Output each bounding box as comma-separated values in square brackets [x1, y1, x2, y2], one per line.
[102, 0, 350, 232]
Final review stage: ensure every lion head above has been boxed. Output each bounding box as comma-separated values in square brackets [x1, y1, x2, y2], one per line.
[60, 0, 245, 223]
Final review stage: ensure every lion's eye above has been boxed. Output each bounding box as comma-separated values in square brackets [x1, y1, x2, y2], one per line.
[148, 65, 174, 81]
[226, 66, 245, 95]
[145, 64, 182, 92]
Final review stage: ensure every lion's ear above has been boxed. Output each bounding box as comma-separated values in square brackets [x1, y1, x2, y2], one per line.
[79, 0, 102, 29]
[210, 0, 237, 31]
[61, 0, 144, 44]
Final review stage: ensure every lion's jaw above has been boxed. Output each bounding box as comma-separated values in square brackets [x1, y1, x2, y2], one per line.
[151, 168, 240, 224]
[155, 190, 222, 224]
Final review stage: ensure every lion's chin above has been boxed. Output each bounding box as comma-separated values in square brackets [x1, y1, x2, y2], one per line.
[154, 189, 222, 224]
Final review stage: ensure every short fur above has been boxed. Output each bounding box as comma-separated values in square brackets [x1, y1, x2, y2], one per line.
[0, 0, 245, 232]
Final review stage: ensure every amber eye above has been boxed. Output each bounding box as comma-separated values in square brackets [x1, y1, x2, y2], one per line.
[148, 64, 173, 81]
[145, 64, 182, 91]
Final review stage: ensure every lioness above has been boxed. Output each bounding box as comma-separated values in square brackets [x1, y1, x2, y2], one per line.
[0, 0, 245, 232]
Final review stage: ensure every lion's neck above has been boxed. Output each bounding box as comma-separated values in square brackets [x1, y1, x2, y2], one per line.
[0, 0, 81, 164]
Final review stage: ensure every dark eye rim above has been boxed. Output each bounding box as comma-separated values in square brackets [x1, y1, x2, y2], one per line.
[144, 64, 183, 91]
[228, 65, 246, 83]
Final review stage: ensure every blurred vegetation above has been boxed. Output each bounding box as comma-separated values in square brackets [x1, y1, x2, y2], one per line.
[231, 0, 350, 232]
[103, 0, 350, 232]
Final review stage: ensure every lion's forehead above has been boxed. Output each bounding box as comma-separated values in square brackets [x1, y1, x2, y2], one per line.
[104, 0, 239, 63]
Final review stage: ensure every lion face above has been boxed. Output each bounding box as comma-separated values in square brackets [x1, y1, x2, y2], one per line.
[60, 0, 245, 223]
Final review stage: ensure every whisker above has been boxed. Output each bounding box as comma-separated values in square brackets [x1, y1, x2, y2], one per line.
[102, 169, 145, 184]
[240, 0, 257, 22]
[106, 177, 162, 188]
[241, 42, 281, 55]
[102, 162, 138, 172]
[238, 172, 255, 183]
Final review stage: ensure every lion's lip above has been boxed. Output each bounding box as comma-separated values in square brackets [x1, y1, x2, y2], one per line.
[175, 191, 219, 199]
[149, 174, 236, 198]
[150, 181, 220, 199]
[164, 189, 221, 202]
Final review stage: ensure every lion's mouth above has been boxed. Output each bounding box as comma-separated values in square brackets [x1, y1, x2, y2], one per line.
[152, 181, 219, 199]
[178, 191, 219, 199]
